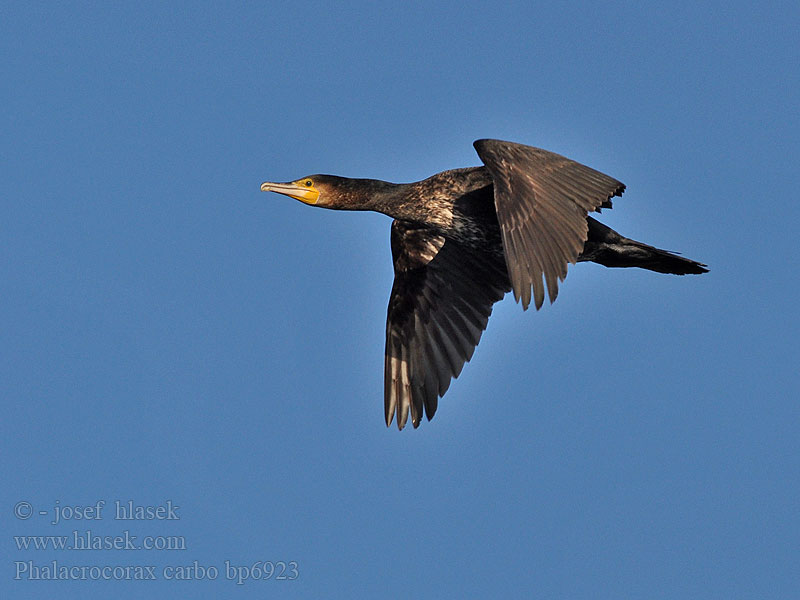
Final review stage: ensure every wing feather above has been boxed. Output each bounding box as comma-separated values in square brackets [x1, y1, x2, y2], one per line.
[384, 221, 510, 429]
[474, 139, 625, 309]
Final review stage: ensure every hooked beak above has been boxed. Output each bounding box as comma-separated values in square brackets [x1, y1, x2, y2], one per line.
[260, 181, 320, 205]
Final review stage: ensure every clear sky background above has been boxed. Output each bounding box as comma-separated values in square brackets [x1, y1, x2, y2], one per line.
[2, 2, 798, 598]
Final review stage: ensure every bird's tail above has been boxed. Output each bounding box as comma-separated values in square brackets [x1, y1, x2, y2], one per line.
[580, 217, 708, 275]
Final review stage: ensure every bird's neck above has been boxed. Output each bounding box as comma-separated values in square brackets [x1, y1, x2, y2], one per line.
[332, 179, 409, 216]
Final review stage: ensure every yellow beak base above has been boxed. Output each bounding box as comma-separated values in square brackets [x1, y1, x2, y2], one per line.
[260, 181, 320, 205]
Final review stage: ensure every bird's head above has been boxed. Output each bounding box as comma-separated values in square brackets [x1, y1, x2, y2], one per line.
[261, 174, 400, 212]
[260, 175, 337, 207]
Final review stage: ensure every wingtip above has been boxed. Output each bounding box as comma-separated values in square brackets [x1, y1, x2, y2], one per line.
[397, 405, 409, 430]
[473, 138, 498, 155]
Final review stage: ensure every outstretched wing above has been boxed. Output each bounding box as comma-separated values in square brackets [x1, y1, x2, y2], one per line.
[385, 220, 510, 430]
[474, 139, 625, 310]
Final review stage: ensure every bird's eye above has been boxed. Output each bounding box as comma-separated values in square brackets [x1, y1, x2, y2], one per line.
[305, 180, 313, 187]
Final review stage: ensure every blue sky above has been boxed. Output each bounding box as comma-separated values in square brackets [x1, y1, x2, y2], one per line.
[2, 2, 798, 598]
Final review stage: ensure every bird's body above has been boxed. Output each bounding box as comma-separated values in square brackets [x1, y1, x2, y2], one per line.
[261, 140, 707, 430]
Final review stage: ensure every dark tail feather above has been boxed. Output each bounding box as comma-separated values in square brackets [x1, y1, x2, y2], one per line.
[581, 217, 708, 275]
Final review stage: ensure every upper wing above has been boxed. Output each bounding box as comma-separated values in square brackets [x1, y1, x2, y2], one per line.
[385, 220, 510, 430]
[474, 139, 625, 310]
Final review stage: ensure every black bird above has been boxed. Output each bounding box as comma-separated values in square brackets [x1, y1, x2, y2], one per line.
[261, 139, 707, 430]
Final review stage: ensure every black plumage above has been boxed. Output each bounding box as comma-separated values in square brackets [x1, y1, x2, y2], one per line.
[261, 139, 708, 430]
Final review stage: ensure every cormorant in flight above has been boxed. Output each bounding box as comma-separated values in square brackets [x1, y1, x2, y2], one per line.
[261, 140, 707, 429]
